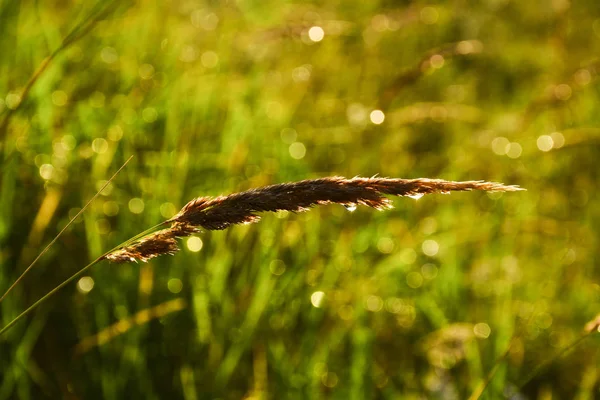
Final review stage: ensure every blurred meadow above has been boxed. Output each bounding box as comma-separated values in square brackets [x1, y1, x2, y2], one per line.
[1, 0, 600, 398]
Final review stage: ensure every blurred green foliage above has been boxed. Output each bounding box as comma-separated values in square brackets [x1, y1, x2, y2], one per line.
[1, 0, 600, 398]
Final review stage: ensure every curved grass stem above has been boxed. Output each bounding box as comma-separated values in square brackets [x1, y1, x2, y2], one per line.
[0, 220, 169, 337]
[517, 332, 594, 389]
[0, 257, 102, 336]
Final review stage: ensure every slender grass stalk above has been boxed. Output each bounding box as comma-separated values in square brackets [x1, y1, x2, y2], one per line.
[0, 198, 167, 335]
[468, 298, 542, 400]
[0, 155, 134, 303]
[0, 220, 167, 337]
[517, 330, 597, 389]
[0, 258, 102, 336]
[469, 308, 600, 399]
[467, 344, 513, 400]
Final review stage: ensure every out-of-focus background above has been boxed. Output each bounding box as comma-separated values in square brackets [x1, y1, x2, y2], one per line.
[1, 0, 599, 398]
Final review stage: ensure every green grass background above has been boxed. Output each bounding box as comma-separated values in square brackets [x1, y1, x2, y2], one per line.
[1, 0, 599, 398]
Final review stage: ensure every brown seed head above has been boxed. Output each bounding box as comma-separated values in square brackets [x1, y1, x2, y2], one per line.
[105, 176, 524, 263]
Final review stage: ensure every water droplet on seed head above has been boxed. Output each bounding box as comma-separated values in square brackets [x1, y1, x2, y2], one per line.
[344, 203, 357, 212]
[407, 193, 424, 200]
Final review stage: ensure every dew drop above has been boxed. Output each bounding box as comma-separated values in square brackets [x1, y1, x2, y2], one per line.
[344, 203, 357, 212]
[407, 193, 424, 200]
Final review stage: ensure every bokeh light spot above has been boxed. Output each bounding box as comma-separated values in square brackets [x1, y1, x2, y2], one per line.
[168, 278, 183, 294]
[421, 263, 438, 279]
[420, 217, 438, 235]
[474, 323, 491, 338]
[39, 164, 54, 180]
[322, 372, 338, 388]
[187, 237, 203, 252]
[308, 26, 325, 42]
[142, 107, 158, 123]
[92, 138, 109, 154]
[422, 239, 439, 256]
[506, 142, 522, 159]
[52, 90, 68, 106]
[371, 14, 390, 32]
[366, 295, 383, 312]
[62, 135, 76, 150]
[191, 10, 219, 30]
[128, 198, 145, 214]
[377, 237, 395, 254]
[269, 259, 286, 276]
[311, 291, 325, 308]
[575, 69, 591, 86]
[108, 126, 124, 141]
[5, 92, 21, 109]
[406, 272, 423, 288]
[292, 65, 311, 82]
[554, 84, 572, 101]
[77, 276, 95, 294]
[160, 202, 177, 218]
[420, 6, 439, 24]
[201, 51, 219, 68]
[138, 63, 155, 79]
[289, 142, 306, 159]
[537, 135, 553, 152]
[457, 40, 482, 54]
[180, 46, 198, 62]
[430, 54, 445, 69]
[280, 128, 297, 144]
[103, 201, 119, 216]
[491, 137, 510, 155]
[100, 47, 118, 64]
[347, 103, 368, 126]
[370, 109, 385, 124]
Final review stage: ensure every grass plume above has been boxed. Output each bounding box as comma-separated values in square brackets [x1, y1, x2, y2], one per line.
[105, 176, 523, 263]
[103, 224, 197, 263]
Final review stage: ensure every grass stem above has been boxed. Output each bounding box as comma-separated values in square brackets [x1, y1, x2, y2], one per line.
[0, 219, 168, 336]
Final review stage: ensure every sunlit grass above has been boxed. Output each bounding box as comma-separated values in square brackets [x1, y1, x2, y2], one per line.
[1, 0, 600, 399]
